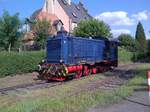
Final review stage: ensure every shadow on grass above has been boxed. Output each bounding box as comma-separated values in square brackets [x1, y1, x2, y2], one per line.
[134, 87, 147, 92]
[104, 65, 149, 89]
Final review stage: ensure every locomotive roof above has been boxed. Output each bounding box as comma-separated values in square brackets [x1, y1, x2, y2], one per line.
[47, 35, 107, 43]
[47, 31, 118, 43]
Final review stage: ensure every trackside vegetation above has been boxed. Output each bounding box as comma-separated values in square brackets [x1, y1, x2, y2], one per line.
[0, 64, 148, 112]
[118, 47, 133, 64]
[0, 48, 133, 78]
[0, 51, 45, 77]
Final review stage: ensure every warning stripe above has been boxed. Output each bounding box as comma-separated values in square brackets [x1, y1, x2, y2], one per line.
[148, 86, 150, 92]
[148, 79, 150, 86]
[147, 71, 150, 79]
[148, 71, 150, 79]
[148, 71, 150, 86]
[148, 71, 150, 92]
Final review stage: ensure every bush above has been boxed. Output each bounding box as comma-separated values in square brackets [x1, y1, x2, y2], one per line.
[118, 47, 133, 64]
[118, 34, 135, 52]
[132, 52, 148, 61]
[73, 19, 111, 38]
[0, 51, 45, 77]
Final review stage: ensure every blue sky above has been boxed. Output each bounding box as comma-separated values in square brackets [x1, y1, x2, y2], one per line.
[0, 0, 150, 38]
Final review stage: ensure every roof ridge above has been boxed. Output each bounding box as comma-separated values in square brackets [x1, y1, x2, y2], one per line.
[57, 0, 92, 23]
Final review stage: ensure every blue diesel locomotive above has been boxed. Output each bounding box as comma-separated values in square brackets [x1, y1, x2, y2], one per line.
[37, 31, 118, 81]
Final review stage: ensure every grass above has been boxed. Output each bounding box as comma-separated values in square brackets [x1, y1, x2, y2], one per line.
[118, 47, 133, 64]
[0, 64, 149, 112]
[0, 51, 45, 77]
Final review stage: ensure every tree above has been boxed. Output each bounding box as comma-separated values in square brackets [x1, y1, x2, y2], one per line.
[0, 11, 20, 52]
[73, 19, 111, 38]
[147, 39, 150, 55]
[33, 19, 51, 49]
[135, 21, 147, 52]
[118, 34, 135, 51]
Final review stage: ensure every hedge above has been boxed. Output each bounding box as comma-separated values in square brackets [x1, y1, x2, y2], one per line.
[118, 47, 133, 64]
[0, 48, 134, 78]
[0, 51, 45, 77]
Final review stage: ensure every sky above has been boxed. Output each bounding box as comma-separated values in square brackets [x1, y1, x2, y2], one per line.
[0, 0, 150, 38]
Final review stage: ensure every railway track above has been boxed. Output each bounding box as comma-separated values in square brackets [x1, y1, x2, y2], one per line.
[0, 81, 63, 95]
[0, 63, 140, 95]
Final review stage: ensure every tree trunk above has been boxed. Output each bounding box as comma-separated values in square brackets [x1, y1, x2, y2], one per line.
[8, 43, 11, 52]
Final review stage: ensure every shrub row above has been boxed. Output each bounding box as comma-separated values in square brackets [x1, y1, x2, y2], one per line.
[118, 47, 133, 64]
[0, 51, 45, 77]
[0, 48, 134, 78]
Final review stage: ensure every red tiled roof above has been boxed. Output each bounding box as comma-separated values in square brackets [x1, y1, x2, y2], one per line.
[31, 10, 59, 23]
[22, 32, 35, 41]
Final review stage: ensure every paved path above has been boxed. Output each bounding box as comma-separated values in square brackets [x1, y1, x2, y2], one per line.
[89, 89, 150, 112]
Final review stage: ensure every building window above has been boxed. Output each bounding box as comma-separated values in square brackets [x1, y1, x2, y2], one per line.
[76, 5, 80, 10]
[71, 23, 77, 31]
[56, 22, 63, 31]
[62, 0, 68, 5]
[54, 20, 64, 32]
[72, 12, 77, 18]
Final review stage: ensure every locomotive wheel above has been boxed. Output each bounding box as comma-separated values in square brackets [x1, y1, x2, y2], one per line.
[75, 71, 82, 78]
[43, 71, 49, 80]
[84, 66, 91, 76]
[92, 68, 97, 74]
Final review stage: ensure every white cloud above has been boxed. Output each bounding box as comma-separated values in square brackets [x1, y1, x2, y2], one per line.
[95, 10, 149, 37]
[146, 34, 150, 39]
[111, 29, 131, 37]
[132, 10, 149, 21]
[95, 10, 149, 27]
[95, 11, 135, 26]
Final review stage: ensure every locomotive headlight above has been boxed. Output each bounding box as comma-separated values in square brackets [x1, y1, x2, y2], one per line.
[42, 59, 45, 63]
[60, 59, 64, 63]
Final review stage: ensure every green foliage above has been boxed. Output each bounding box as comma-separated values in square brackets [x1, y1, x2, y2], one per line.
[118, 47, 133, 64]
[118, 22, 149, 61]
[132, 39, 150, 61]
[73, 19, 111, 38]
[33, 19, 51, 49]
[147, 39, 150, 55]
[118, 34, 135, 52]
[0, 11, 21, 52]
[135, 22, 147, 53]
[132, 52, 148, 61]
[0, 51, 45, 77]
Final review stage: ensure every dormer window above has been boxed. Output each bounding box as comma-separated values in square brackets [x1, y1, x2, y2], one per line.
[62, 0, 68, 5]
[72, 12, 77, 18]
[62, 0, 71, 5]
[76, 5, 80, 10]
[53, 20, 64, 32]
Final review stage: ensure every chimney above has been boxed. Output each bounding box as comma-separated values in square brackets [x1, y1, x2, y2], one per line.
[78, 0, 83, 6]
[42, 0, 54, 14]
[67, 0, 71, 5]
